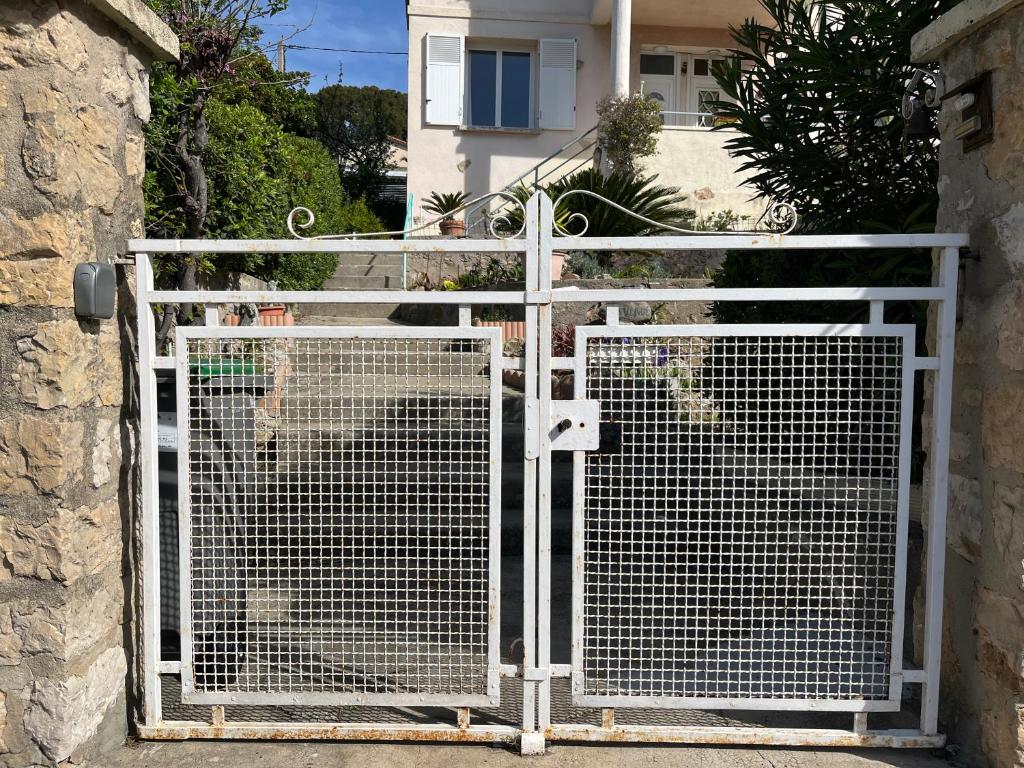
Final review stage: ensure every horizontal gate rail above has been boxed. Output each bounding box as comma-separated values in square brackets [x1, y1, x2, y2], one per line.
[144, 290, 528, 305]
[128, 238, 530, 253]
[552, 287, 949, 302]
[552, 233, 969, 250]
[131, 190, 965, 752]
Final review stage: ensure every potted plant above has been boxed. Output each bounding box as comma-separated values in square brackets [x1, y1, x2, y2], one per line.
[424, 191, 472, 237]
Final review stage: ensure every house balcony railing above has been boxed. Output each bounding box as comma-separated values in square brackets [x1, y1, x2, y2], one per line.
[660, 111, 738, 130]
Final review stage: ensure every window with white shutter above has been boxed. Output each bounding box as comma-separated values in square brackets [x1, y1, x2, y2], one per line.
[467, 47, 534, 129]
[425, 34, 464, 126]
[539, 39, 577, 130]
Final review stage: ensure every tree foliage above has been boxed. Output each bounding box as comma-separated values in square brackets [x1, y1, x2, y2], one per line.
[144, 0, 385, 313]
[215, 52, 317, 137]
[146, 98, 382, 290]
[710, 0, 954, 327]
[143, 0, 288, 345]
[315, 84, 408, 200]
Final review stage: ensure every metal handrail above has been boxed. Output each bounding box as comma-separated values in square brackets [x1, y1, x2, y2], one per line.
[522, 125, 599, 186]
[464, 126, 599, 233]
[659, 110, 732, 128]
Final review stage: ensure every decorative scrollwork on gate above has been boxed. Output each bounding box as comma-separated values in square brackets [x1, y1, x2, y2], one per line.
[549, 189, 799, 237]
[286, 191, 528, 241]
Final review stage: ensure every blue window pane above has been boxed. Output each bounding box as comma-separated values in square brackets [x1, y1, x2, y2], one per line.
[501, 52, 531, 128]
[469, 50, 496, 127]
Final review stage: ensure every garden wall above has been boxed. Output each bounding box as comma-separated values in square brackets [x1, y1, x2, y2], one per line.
[912, 3, 1024, 765]
[0, 1, 176, 763]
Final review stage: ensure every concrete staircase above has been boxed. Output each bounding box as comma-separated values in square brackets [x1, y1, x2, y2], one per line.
[300, 253, 406, 324]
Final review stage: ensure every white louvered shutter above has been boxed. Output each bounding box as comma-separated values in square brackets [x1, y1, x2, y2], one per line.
[539, 39, 577, 130]
[425, 34, 464, 126]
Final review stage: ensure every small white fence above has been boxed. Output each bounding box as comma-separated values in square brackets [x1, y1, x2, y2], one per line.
[131, 192, 965, 753]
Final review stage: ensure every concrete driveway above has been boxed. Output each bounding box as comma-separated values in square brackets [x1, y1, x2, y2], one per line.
[91, 740, 953, 768]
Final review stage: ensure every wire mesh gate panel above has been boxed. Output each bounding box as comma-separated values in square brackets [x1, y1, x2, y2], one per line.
[175, 326, 503, 706]
[571, 325, 915, 711]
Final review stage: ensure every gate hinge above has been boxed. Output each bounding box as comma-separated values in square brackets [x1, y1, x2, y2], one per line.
[550, 401, 600, 451]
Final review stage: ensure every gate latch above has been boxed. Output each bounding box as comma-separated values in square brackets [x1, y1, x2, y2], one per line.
[550, 401, 600, 451]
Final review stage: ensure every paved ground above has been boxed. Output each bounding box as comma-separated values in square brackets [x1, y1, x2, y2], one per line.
[90, 740, 952, 768]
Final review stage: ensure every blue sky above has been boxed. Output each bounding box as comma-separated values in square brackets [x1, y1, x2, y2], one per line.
[259, 0, 409, 93]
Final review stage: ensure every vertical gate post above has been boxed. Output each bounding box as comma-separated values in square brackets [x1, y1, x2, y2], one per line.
[536, 193, 555, 731]
[520, 192, 543, 751]
[921, 246, 960, 735]
[137, 254, 163, 726]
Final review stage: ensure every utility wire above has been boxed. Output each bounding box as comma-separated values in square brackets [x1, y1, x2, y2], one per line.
[286, 44, 407, 55]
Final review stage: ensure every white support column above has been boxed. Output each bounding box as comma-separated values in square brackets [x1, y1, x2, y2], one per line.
[611, 0, 632, 97]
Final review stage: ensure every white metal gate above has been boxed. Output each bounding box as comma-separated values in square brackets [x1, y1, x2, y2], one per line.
[132, 192, 965, 752]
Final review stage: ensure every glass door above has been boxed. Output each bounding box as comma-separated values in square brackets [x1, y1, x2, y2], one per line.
[685, 54, 724, 127]
[639, 53, 679, 126]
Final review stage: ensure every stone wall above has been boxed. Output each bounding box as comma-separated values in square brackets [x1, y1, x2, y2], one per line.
[0, 1, 173, 764]
[913, 3, 1024, 766]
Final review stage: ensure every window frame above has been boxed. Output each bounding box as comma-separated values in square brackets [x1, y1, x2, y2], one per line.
[466, 45, 536, 130]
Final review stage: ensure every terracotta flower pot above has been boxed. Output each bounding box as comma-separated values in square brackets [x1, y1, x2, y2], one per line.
[258, 304, 286, 317]
[552, 251, 568, 279]
[440, 219, 466, 237]
[477, 320, 525, 344]
[225, 311, 295, 327]
[502, 369, 526, 390]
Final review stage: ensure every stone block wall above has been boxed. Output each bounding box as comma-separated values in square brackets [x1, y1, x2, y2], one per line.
[914, 4, 1024, 765]
[0, 1, 172, 763]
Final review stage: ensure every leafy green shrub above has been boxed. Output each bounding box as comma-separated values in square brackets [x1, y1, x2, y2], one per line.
[710, 0, 954, 328]
[596, 94, 664, 175]
[693, 209, 747, 232]
[146, 99, 383, 291]
[441, 257, 525, 290]
[202, 100, 285, 239]
[264, 135, 383, 290]
[566, 251, 606, 278]
[612, 261, 669, 279]
[504, 168, 694, 240]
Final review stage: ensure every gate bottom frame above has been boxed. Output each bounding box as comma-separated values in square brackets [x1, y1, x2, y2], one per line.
[134, 722, 942, 750]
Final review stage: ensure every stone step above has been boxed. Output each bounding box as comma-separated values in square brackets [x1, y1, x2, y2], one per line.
[322, 276, 403, 290]
[276, 346, 492, 371]
[331, 264, 405, 278]
[333, 253, 405, 269]
[295, 304, 401, 319]
[290, 315, 406, 327]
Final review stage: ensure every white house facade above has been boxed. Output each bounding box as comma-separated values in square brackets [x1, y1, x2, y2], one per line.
[405, 0, 772, 227]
